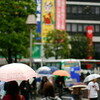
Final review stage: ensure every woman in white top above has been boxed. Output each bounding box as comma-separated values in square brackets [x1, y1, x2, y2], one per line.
[88, 78, 99, 100]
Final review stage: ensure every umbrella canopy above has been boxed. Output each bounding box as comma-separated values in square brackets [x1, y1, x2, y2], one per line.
[36, 66, 52, 76]
[48, 66, 59, 73]
[69, 82, 88, 90]
[84, 74, 100, 82]
[0, 63, 39, 82]
[53, 70, 70, 77]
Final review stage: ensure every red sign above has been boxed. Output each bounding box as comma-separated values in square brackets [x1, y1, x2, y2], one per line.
[86, 26, 93, 59]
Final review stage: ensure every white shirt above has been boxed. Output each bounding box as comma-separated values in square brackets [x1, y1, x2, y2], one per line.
[88, 81, 99, 98]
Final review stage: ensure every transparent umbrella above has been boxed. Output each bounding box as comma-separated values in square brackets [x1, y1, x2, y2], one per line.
[84, 74, 100, 82]
[0, 63, 39, 82]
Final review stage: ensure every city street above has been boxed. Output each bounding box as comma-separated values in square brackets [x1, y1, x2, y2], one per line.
[29, 89, 88, 100]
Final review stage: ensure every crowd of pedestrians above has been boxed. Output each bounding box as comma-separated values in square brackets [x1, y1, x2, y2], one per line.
[0, 73, 100, 100]
[0, 76, 66, 100]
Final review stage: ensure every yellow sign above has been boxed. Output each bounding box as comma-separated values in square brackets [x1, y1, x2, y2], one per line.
[41, 0, 55, 43]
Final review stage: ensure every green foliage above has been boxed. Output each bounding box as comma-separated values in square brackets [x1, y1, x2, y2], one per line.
[70, 34, 95, 59]
[0, 0, 37, 63]
[43, 30, 70, 59]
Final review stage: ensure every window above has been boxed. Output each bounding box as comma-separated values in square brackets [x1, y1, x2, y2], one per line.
[78, 6, 82, 14]
[66, 24, 71, 31]
[72, 6, 77, 13]
[67, 5, 71, 13]
[91, 7, 95, 14]
[95, 7, 100, 14]
[84, 25, 88, 32]
[72, 24, 77, 32]
[78, 24, 83, 32]
[95, 25, 100, 32]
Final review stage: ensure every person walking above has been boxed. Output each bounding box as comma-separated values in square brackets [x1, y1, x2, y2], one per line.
[2, 81, 25, 100]
[71, 87, 83, 100]
[41, 81, 61, 100]
[88, 78, 99, 100]
[38, 76, 48, 96]
[20, 80, 30, 100]
[30, 77, 37, 99]
[55, 76, 65, 98]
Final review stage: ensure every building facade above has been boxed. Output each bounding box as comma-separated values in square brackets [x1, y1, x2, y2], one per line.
[66, 0, 100, 59]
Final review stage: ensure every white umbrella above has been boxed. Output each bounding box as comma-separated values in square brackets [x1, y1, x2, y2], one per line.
[84, 74, 100, 82]
[0, 63, 39, 82]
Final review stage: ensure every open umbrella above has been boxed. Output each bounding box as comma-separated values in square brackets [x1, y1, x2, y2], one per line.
[53, 70, 70, 77]
[69, 82, 88, 90]
[36, 66, 52, 76]
[48, 66, 59, 73]
[0, 63, 39, 82]
[84, 74, 100, 82]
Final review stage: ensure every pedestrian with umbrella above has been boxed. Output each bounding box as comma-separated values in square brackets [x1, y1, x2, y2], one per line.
[0, 63, 39, 100]
[69, 82, 87, 100]
[2, 81, 25, 100]
[19, 80, 31, 100]
[53, 70, 70, 98]
[84, 74, 100, 100]
[88, 78, 99, 100]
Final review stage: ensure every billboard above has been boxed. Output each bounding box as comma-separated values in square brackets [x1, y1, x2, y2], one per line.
[41, 0, 55, 43]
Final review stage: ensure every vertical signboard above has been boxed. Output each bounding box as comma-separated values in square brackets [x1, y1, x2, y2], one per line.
[86, 26, 93, 69]
[56, 0, 66, 30]
[35, 0, 41, 34]
[86, 26, 93, 59]
[41, 0, 55, 43]
[86, 26, 93, 45]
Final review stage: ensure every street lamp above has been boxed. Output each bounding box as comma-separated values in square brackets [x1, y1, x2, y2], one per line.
[26, 14, 37, 67]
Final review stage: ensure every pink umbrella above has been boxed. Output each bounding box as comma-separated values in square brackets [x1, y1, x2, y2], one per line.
[0, 63, 39, 82]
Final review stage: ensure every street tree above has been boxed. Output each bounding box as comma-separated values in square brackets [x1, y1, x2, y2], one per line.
[70, 34, 95, 59]
[0, 0, 38, 63]
[43, 30, 70, 59]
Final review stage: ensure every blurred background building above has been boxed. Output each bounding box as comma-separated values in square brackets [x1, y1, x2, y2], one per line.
[66, 0, 100, 59]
